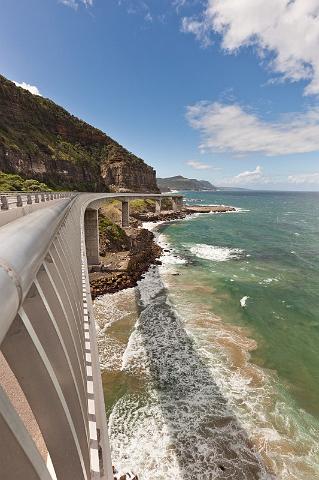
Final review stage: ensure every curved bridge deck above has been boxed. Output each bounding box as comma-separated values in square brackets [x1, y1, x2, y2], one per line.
[0, 192, 183, 480]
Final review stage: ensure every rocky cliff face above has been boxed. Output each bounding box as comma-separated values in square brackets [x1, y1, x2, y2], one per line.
[0, 75, 158, 192]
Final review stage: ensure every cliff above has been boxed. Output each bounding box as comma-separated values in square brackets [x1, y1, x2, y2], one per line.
[157, 175, 216, 192]
[0, 75, 158, 192]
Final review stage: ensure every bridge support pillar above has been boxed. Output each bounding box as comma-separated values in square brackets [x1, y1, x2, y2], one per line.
[172, 197, 178, 211]
[172, 197, 182, 211]
[155, 199, 161, 213]
[84, 208, 100, 265]
[121, 201, 130, 228]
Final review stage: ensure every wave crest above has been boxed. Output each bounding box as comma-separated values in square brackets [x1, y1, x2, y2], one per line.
[187, 243, 245, 262]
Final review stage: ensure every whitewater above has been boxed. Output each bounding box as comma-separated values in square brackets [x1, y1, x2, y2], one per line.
[94, 191, 319, 480]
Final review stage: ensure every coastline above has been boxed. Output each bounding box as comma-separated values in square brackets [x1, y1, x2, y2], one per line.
[93, 209, 275, 480]
[93, 193, 319, 480]
[89, 204, 235, 298]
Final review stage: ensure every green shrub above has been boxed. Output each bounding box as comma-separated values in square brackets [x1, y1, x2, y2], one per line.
[99, 216, 126, 241]
[0, 171, 52, 192]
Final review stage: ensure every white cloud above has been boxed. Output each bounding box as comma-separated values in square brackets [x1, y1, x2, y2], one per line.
[182, 0, 319, 95]
[60, 0, 78, 8]
[186, 160, 211, 170]
[187, 101, 319, 156]
[60, 0, 93, 9]
[13, 81, 41, 96]
[144, 12, 153, 22]
[181, 17, 212, 47]
[223, 165, 269, 185]
[288, 172, 319, 184]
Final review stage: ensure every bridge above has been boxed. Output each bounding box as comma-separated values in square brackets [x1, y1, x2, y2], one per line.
[0, 191, 183, 480]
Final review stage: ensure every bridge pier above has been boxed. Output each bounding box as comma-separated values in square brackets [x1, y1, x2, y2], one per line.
[121, 200, 130, 228]
[84, 209, 100, 265]
[172, 196, 183, 211]
[155, 199, 161, 213]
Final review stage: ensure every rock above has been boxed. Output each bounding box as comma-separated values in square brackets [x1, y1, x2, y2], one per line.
[112, 466, 139, 480]
[185, 205, 236, 213]
[89, 227, 162, 298]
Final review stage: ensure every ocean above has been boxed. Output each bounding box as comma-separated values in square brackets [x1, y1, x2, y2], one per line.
[94, 191, 319, 479]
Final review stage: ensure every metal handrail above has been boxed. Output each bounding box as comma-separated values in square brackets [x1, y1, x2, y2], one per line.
[0, 198, 74, 342]
[0, 191, 183, 479]
[0, 191, 76, 210]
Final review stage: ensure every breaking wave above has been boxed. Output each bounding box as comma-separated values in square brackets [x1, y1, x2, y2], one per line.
[187, 243, 245, 262]
[101, 218, 319, 480]
[109, 267, 271, 480]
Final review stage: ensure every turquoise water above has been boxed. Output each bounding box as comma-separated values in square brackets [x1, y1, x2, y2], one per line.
[164, 191, 319, 418]
[96, 191, 319, 479]
[163, 192, 319, 419]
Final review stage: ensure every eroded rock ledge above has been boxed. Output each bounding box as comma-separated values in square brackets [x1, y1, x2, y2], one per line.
[89, 204, 235, 299]
[89, 225, 161, 299]
[131, 204, 236, 222]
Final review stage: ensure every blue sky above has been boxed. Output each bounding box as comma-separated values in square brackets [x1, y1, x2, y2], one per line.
[2, 0, 319, 190]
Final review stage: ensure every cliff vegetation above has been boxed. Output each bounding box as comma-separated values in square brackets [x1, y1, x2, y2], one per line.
[0, 75, 158, 193]
[0, 172, 51, 192]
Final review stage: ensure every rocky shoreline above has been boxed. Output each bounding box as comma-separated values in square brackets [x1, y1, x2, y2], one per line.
[131, 204, 236, 222]
[89, 204, 235, 299]
[91, 203, 236, 480]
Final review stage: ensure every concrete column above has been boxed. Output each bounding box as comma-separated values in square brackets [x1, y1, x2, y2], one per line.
[84, 208, 100, 265]
[172, 197, 183, 211]
[155, 199, 161, 213]
[121, 200, 130, 228]
[172, 197, 177, 211]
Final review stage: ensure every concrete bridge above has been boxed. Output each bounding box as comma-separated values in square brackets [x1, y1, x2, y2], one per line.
[0, 191, 183, 480]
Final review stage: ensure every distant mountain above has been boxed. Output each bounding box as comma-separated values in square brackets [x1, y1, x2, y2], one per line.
[157, 175, 216, 192]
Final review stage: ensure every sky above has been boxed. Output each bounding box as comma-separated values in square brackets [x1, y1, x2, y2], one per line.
[2, 0, 319, 190]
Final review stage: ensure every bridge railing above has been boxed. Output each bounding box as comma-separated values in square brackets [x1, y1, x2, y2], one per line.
[0, 191, 183, 479]
[0, 191, 75, 210]
[0, 194, 112, 479]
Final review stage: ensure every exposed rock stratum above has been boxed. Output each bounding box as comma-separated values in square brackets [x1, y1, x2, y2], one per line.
[0, 75, 158, 193]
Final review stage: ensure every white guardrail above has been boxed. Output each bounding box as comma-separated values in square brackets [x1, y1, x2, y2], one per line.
[0, 191, 182, 480]
[0, 191, 74, 210]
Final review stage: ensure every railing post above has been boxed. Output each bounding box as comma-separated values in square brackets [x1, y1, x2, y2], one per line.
[16, 195, 23, 207]
[1, 195, 8, 210]
[41, 193, 45, 202]
[35, 193, 39, 203]
[27, 194, 32, 205]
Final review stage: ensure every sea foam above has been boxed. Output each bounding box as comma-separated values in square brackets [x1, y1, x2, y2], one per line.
[240, 296, 249, 307]
[187, 243, 244, 262]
